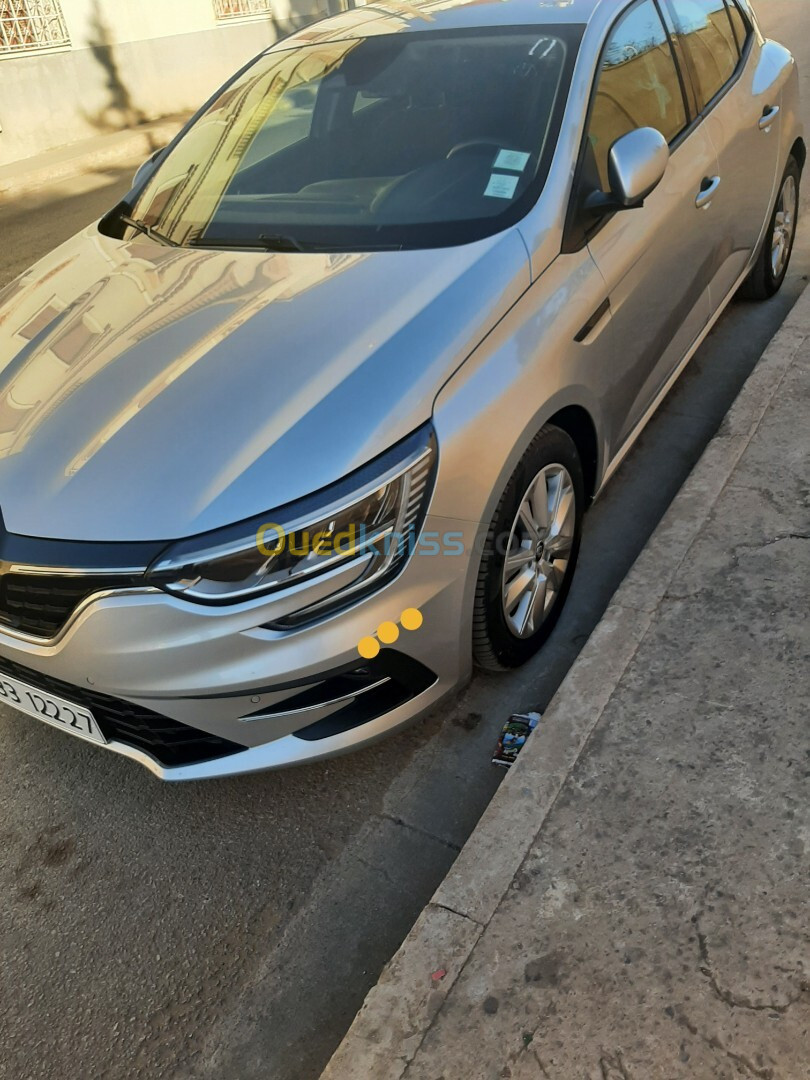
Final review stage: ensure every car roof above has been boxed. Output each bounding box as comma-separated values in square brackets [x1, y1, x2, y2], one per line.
[277, 0, 602, 50]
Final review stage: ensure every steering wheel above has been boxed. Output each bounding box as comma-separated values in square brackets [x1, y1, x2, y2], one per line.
[446, 139, 504, 161]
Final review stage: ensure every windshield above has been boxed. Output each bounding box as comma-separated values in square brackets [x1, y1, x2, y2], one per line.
[122, 26, 581, 251]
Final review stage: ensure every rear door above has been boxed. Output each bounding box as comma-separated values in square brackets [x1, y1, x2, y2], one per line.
[662, 0, 779, 301]
[569, 0, 720, 457]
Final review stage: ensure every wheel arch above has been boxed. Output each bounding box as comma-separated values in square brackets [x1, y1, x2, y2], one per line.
[546, 405, 599, 503]
[790, 137, 806, 174]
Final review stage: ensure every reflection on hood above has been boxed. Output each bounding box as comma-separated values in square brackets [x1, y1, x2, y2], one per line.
[0, 223, 528, 541]
[0, 233, 361, 466]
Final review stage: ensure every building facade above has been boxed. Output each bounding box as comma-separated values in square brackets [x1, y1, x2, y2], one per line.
[0, 0, 353, 166]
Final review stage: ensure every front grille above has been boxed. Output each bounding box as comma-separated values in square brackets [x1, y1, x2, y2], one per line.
[0, 655, 243, 768]
[0, 572, 143, 639]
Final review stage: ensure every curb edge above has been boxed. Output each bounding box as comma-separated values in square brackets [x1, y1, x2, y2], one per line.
[321, 284, 810, 1080]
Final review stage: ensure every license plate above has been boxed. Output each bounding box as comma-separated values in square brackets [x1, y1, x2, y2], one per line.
[0, 672, 107, 746]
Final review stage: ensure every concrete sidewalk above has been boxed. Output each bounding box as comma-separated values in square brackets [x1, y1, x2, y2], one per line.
[0, 116, 187, 202]
[323, 286, 810, 1080]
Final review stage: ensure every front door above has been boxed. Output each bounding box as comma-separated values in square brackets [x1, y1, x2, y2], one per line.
[576, 0, 720, 457]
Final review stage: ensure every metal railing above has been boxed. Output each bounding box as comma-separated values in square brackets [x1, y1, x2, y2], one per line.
[0, 0, 69, 55]
[212, 0, 273, 19]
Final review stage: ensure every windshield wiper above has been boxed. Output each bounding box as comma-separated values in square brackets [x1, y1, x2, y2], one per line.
[259, 233, 305, 253]
[119, 213, 179, 247]
[189, 233, 307, 253]
[188, 234, 403, 254]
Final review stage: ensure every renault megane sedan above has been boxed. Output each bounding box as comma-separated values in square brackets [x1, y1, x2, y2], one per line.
[0, 0, 802, 778]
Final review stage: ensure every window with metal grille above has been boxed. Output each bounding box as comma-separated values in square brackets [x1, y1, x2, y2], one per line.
[0, 0, 70, 55]
[212, 0, 272, 19]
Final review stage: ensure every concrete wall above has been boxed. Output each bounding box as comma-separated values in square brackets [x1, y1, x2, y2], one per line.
[0, 0, 340, 166]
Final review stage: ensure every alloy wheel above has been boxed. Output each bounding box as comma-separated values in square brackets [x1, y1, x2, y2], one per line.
[501, 464, 576, 639]
[772, 174, 798, 279]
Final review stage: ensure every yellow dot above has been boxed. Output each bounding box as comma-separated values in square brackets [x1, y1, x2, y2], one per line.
[377, 621, 400, 645]
[358, 636, 380, 660]
[401, 608, 423, 632]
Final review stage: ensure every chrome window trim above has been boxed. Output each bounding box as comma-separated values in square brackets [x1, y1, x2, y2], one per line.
[659, 0, 754, 133]
[725, 0, 752, 52]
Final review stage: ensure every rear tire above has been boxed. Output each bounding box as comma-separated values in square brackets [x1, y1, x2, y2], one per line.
[473, 425, 584, 672]
[740, 156, 800, 301]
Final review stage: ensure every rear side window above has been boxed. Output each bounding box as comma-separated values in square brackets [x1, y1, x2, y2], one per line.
[587, 0, 687, 191]
[725, 0, 750, 51]
[665, 0, 741, 109]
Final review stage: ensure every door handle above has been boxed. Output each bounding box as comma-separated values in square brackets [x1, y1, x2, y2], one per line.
[695, 176, 721, 210]
[574, 297, 610, 343]
[759, 105, 780, 131]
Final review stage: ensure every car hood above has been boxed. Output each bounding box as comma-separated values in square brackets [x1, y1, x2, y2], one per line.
[0, 226, 530, 542]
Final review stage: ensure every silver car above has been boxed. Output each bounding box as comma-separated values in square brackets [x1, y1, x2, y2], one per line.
[0, 0, 802, 779]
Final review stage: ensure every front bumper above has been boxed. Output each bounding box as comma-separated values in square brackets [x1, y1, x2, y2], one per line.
[0, 515, 479, 779]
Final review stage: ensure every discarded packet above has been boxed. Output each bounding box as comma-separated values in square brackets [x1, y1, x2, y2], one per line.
[492, 712, 542, 769]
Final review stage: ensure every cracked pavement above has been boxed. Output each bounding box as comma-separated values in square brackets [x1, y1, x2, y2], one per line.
[380, 299, 810, 1080]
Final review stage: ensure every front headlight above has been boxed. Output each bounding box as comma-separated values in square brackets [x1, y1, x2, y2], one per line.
[146, 425, 436, 621]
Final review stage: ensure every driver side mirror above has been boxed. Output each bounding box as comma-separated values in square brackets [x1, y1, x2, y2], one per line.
[585, 127, 669, 217]
[132, 148, 164, 190]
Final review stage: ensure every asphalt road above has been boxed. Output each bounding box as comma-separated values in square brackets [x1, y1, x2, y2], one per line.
[1, 3, 808, 1078]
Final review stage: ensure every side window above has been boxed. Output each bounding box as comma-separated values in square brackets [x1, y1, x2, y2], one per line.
[725, 0, 750, 52]
[587, 0, 688, 192]
[666, 0, 741, 110]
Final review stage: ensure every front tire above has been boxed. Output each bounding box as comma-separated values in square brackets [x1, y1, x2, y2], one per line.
[740, 156, 801, 301]
[473, 425, 584, 672]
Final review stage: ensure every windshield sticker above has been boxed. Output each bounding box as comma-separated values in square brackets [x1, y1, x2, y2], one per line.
[484, 173, 520, 200]
[494, 149, 531, 173]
